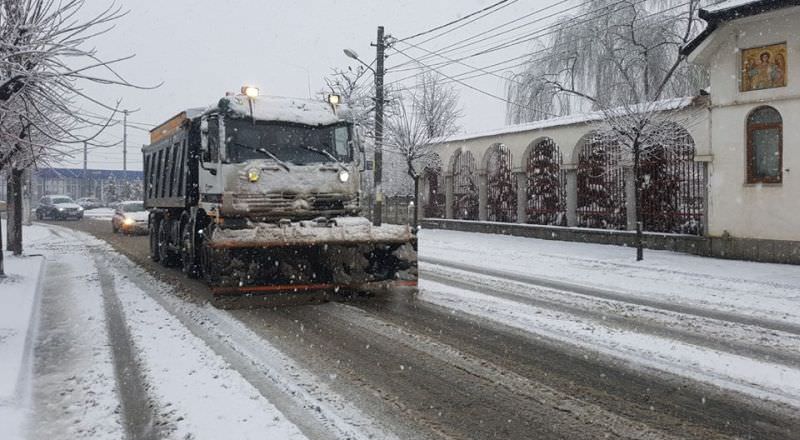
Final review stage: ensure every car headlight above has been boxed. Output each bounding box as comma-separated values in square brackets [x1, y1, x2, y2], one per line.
[123, 217, 135, 226]
[77, 206, 84, 211]
[57, 207, 65, 211]
[247, 168, 260, 183]
[338, 170, 350, 183]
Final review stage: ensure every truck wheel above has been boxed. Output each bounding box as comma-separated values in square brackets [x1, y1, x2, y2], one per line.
[181, 219, 200, 278]
[149, 218, 161, 262]
[158, 221, 179, 267]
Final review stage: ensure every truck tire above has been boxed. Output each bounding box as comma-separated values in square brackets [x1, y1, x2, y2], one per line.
[181, 217, 200, 278]
[158, 221, 179, 267]
[149, 217, 161, 262]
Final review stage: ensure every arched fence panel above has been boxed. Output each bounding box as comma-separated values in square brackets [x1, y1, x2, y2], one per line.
[577, 133, 626, 230]
[486, 144, 516, 222]
[423, 163, 445, 219]
[525, 138, 566, 225]
[640, 126, 705, 235]
[451, 150, 479, 220]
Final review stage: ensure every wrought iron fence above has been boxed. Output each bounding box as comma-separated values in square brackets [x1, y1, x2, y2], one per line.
[423, 166, 445, 219]
[452, 150, 479, 220]
[577, 133, 626, 230]
[525, 138, 567, 226]
[640, 128, 705, 235]
[486, 144, 516, 222]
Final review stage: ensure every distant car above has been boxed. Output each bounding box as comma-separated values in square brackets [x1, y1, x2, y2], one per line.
[77, 197, 103, 210]
[35, 195, 84, 220]
[112, 201, 149, 234]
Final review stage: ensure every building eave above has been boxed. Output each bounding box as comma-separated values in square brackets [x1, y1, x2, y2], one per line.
[681, 0, 800, 57]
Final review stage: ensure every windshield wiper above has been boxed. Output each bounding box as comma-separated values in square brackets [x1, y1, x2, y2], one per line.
[230, 142, 291, 172]
[298, 145, 348, 172]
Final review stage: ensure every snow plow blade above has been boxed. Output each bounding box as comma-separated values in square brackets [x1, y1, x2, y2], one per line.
[202, 217, 417, 308]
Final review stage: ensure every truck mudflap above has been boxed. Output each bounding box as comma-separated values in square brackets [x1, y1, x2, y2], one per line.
[201, 217, 418, 303]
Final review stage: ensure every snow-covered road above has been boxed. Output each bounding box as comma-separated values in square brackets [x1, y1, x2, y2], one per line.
[418, 229, 800, 410]
[12, 220, 800, 439]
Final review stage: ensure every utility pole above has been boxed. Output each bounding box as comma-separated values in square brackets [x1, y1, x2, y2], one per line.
[83, 141, 88, 197]
[373, 25, 385, 227]
[123, 109, 128, 173]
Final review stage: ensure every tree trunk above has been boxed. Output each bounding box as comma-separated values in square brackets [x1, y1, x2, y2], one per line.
[0, 168, 4, 277]
[9, 168, 23, 255]
[633, 143, 643, 261]
[413, 175, 420, 228]
[6, 172, 13, 251]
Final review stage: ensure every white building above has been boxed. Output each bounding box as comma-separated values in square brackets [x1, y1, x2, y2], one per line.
[422, 0, 799, 264]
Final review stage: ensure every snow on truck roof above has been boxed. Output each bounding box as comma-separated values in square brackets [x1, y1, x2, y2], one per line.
[213, 95, 345, 126]
[149, 96, 347, 144]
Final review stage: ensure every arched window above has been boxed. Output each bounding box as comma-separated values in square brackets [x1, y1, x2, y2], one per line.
[747, 106, 782, 184]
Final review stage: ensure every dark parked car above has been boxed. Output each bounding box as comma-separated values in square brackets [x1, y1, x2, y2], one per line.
[35, 195, 84, 220]
[111, 201, 149, 234]
[77, 197, 103, 210]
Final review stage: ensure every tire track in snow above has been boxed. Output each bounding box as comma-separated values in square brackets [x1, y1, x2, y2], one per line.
[93, 255, 161, 440]
[88, 242, 399, 440]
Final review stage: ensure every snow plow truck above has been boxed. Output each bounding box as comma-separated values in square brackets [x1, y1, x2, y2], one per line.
[143, 90, 417, 306]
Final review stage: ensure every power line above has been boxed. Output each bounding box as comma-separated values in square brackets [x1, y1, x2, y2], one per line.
[390, 0, 583, 71]
[390, 0, 651, 75]
[387, 0, 691, 89]
[390, 45, 561, 118]
[397, 0, 517, 42]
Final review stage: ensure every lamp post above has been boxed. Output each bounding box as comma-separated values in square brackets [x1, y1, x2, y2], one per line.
[344, 25, 386, 227]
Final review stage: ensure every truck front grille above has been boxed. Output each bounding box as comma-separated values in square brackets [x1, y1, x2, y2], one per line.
[231, 192, 357, 217]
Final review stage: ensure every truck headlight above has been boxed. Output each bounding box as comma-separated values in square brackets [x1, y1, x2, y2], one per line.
[123, 217, 135, 226]
[247, 168, 260, 183]
[338, 170, 350, 183]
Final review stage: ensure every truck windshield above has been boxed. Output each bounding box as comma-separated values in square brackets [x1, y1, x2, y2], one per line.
[225, 119, 352, 165]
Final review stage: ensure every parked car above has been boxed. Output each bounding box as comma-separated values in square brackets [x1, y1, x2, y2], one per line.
[112, 201, 149, 234]
[35, 195, 84, 220]
[77, 197, 103, 210]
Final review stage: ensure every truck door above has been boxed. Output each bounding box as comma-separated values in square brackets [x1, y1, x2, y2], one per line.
[199, 116, 224, 204]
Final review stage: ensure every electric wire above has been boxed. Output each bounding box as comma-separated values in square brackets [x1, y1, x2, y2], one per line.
[396, 0, 517, 42]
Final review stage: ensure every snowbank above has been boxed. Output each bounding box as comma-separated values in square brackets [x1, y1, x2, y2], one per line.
[0, 223, 51, 439]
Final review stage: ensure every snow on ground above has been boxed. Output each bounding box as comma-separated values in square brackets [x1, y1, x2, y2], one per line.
[419, 229, 800, 324]
[105, 259, 306, 440]
[43, 227, 307, 440]
[0, 221, 49, 440]
[83, 208, 115, 221]
[26, 231, 123, 440]
[417, 229, 800, 409]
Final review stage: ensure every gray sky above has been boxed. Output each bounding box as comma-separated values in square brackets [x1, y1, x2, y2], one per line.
[62, 0, 562, 170]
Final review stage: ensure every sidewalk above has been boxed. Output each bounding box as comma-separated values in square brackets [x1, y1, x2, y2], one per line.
[419, 228, 800, 324]
[0, 222, 50, 439]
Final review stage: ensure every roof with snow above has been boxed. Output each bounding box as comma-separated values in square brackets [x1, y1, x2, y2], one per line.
[682, 0, 799, 56]
[432, 96, 699, 145]
[214, 95, 347, 126]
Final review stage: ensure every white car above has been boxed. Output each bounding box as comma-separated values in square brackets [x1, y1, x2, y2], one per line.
[112, 201, 149, 234]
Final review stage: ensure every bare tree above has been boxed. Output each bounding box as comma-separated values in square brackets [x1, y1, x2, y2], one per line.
[0, 0, 150, 275]
[531, 0, 707, 260]
[385, 71, 461, 226]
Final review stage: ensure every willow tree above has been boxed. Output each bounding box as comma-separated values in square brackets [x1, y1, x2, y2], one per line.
[506, 0, 710, 124]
